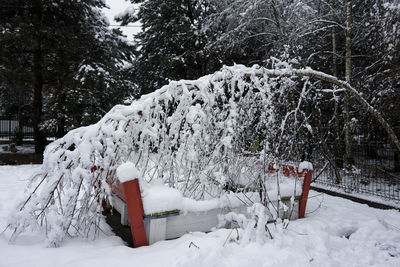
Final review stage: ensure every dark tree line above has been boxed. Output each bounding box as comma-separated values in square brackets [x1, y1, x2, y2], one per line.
[118, 0, 399, 163]
[0, 0, 135, 153]
[1, 0, 399, 157]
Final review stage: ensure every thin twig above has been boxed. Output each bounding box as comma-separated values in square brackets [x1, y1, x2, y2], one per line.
[305, 194, 324, 215]
[223, 228, 235, 246]
[265, 223, 273, 239]
[311, 162, 329, 183]
[189, 242, 199, 249]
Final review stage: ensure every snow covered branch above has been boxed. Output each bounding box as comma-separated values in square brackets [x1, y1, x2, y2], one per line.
[7, 64, 398, 246]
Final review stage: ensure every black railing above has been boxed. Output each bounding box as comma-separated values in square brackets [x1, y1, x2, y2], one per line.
[0, 115, 34, 140]
[312, 142, 400, 201]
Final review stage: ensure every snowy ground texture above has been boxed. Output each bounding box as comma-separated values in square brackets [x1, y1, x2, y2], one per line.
[0, 144, 35, 154]
[1, 165, 400, 267]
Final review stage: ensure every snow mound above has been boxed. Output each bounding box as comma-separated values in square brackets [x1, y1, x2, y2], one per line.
[116, 161, 140, 183]
[140, 178, 301, 215]
[298, 161, 313, 172]
[141, 180, 183, 215]
[141, 181, 257, 215]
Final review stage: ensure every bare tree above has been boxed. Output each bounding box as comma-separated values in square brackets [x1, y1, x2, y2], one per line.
[344, 0, 353, 165]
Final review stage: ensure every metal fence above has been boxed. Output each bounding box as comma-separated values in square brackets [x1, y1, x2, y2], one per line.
[0, 115, 34, 140]
[312, 142, 400, 201]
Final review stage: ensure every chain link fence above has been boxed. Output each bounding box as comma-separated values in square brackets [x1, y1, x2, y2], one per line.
[312, 142, 400, 201]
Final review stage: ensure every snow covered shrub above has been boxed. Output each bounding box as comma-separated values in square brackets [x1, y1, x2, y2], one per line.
[220, 203, 273, 245]
[6, 60, 387, 247]
[219, 163, 303, 245]
[5, 62, 311, 246]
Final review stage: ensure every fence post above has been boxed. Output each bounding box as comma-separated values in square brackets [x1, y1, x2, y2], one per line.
[298, 169, 312, 219]
[122, 178, 148, 248]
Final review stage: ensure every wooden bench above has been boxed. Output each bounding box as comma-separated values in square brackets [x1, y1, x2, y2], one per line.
[109, 163, 312, 247]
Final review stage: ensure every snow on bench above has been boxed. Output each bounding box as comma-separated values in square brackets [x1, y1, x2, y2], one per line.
[110, 162, 312, 247]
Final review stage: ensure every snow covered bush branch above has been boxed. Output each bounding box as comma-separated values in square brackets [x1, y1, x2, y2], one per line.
[6, 63, 397, 246]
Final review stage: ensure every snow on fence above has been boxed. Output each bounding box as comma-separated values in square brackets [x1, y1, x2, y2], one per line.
[111, 162, 312, 247]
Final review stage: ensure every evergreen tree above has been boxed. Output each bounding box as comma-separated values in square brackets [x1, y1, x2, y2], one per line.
[0, 0, 135, 150]
[118, 0, 212, 95]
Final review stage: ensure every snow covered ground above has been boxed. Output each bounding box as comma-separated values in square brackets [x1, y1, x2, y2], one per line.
[1, 165, 400, 267]
[312, 182, 400, 209]
[0, 144, 35, 154]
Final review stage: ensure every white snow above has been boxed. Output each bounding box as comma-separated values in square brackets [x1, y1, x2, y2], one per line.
[103, 0, 141, 41]
[2, 165, 400, 266]
[140, 176, 301, 215]
[141, 179, 183, 215]
[140, 181, 256, 215]
[298, 161, 313, 172]
[266, 178, 303, 199]
[312, 183, 400, 209]
[0, 144, 35, 154]
[116, 161, 141, 183]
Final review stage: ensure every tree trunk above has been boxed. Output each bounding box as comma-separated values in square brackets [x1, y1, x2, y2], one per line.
[344, 0, 353, 165]
[329, 0, 342, 169]
[56, 80, 66, 138]
[56, 51, 66, 138]
[32, 0, 46, 154]
[322, 141, 342, 184]
[262, 21, 269, 61]
[271, 1, 284, 50]
[330, 0, 337, 77]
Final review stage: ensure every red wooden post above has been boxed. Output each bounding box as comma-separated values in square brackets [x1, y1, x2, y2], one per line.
[298, 169, 312, 219]
[266, 163, 313, 218]
[122, 178, 148, 247]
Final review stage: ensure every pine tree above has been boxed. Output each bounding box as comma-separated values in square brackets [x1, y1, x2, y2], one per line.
[118, 0, 211, 95]
[0, 0, 135, 149]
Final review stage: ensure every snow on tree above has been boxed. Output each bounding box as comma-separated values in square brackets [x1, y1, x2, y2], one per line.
[117, 0, 212, 95]
[203, 0, 328, 65]
[0, 0, 135, 149]
[5, 63, 399, 247]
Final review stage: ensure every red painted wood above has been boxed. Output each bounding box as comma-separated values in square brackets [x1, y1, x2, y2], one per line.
[266, 164, 297, 177]
[266, 163, 312, 218]
[298, 169, 312, 219]
[122, 179, 148, 247]
[111, 180, 126, 202]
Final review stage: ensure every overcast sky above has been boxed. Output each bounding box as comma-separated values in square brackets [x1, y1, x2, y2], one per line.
[103, 0, 141, 41]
